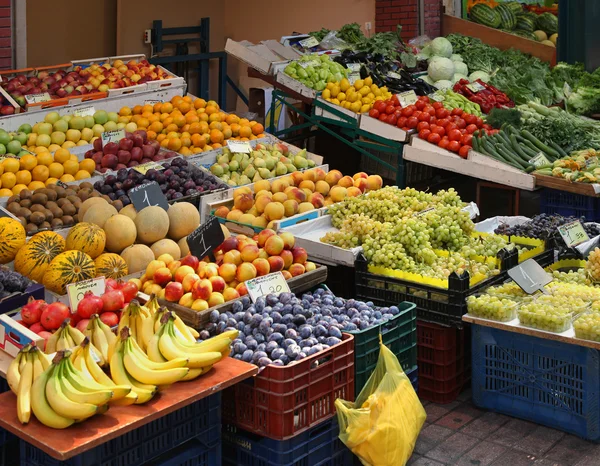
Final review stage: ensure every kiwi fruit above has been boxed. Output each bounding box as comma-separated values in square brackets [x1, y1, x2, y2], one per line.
[51, 218, 63, 228]
[18, 207, 32, 219]
[56, 198, 70, 208]
[66, 195, 79, 205]
[30, 211, 45, 225]
[72, 214, 79, 223]
[65, 189, 77, 197]
[42, 189, 57, 202]
[19, 199, 32, 209]
[54, 187, 67, 198]
[7, 202, 20, 214]
[78, 190, 91, 201]
[79, 182, 93, 190]
[31, 193, 48, 205]
[46, 201, 58, 211]
[7, 195, 20, 204]
[111, 200, 124, 211]
[61, 203, 76, 216]
[101, 195, 111, 202]
[90, 191, 100, 198]
[17, 216, 27, 227]
[50, 206, 63, 218]
[26, 224, 38, 234]
[44, 209, 54, 222]
[39, 221, 51, 230]
[30, 204, 46, 213]
[62, 215, 74, 226]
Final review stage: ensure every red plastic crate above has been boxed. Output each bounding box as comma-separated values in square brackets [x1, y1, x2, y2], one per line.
[223, 334, 354, 440]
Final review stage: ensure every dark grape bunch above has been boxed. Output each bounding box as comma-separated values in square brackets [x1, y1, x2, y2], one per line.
[93, 158, 227, 202]
[495, 214, 600, 240]
[0, 267, 32, 299]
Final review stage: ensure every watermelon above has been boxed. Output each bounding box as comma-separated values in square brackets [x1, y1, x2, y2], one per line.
[516, 16, 536, 32]
[495, 4, 517, 30]
[512, 30, 538, 41]
[470, 4, 501, 28]
[504, 2, 523, 14]
[536, 12, 558, 35]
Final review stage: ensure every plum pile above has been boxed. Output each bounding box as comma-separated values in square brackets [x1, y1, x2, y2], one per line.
[93, 158, 226, 202]
[199, 288, 401, 367]
[0, 267, 32, 299]
[494, 214, 600, 240]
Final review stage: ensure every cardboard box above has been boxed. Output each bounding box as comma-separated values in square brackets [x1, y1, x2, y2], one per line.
[0, 313, 45, 358]
[225, 39, 301, 75]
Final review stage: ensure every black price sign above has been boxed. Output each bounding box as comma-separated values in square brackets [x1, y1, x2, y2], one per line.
[128, 182, 169, 212]
[186, 216, 225, 260]
[507, 259, 552, 295]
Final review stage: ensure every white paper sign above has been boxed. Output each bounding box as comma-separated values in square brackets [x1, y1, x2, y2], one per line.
[73, 106, 95, 117]
[227, 140, 252, 153]
[246, 272, 291, 302]
[24, 93, 51, 104]
[299, 37, 320, 49]
[101, 129, 126, 145]
[397, 90, 418, 107]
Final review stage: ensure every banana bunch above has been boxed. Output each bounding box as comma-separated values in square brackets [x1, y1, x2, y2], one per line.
[117, 300, 152, 352]
[141, 306, 200, 350]
[45, 320, 104, 365]
[83, 314, 117, 366]
[7, 344, 50, 424]
[71, 338, 137, 406]
[30, 350, 115, 429]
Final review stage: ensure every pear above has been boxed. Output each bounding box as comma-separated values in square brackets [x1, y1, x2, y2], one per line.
[258, 168, 271, 179]
[276, 162, 287, 176]
[294, 155, 308, 169]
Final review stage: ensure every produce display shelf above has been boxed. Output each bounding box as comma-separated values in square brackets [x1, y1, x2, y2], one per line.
[534, 174, 600, 198]
[540, 187, 600, 221]
[313, 97, 360, 129]
[222, 333, 354, 440]
[222, 417, 352, 466]
[0, 283, 45, 315]
[471, 324, 600, 440]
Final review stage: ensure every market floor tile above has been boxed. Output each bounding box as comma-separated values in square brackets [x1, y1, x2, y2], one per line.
[408, 395, 600, 466]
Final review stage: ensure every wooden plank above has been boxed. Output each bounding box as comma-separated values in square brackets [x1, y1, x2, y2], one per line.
[534, 173, 600, 197]
[463, 314, 600, 351]
[442, 14, 557, 66]
[0, 358, 257, 461]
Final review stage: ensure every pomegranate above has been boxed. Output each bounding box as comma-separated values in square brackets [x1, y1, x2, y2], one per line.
[102, 289, 125, 312]
[120, 282, 138, 303]
[29, 322, 44, 334]
[21, 297, 47, 325]
[40, 302, 70, 330]
[105, 278, 119, 290]
[99, 311, 119, 327]
[77, 292, 104, 319]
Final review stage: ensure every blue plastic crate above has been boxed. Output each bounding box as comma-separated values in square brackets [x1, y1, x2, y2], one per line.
[540, 188, 600, 221]
[144, 437, 221, 466]
[471, 324, 600, 441]
[0, 377, 17, 449]
[222, 417, 352, 466]
[20, 392, 221, 466]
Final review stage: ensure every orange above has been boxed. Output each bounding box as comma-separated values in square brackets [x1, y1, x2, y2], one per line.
[211, 143, 222, 149]
[252, 123, 265, 135]
[185, 113, 199, 124]
[208, 113, 222, 124]
[191, 134, 205, 148]
[192, 147, 203, 154]
[148, 114, 160, 123]
[132, 115, 142, 123]
[160, 102, 173, 114]
[194, 98, 207, 109]
[159, 112, 170, 122]
[240, 137, 249, 141]
[160, 139, 170, 148]
[0, 188, 12, 196]
[179, 147, 192, 156]
[177, 101, 191, 114]
[217, 111, 227, 121]
[230, 123, 241, 136]
[12, 184, 28, 195]
[206, 100, 218, 108]
[32, 165, 49, 182]
[133, 105, 143, 114]
[149, 121, 164, 133]
[28, 181, 45, 191]
[173, 115, 186, 128]
[163, 117, 174, 127]
[0, 164, 3, 176]
[225, 114, 240, 125]
[157, 134, 166, 143]
[181, 124, 190, 133]
[167, 138, 182, 151]
[3, 158, 19, 173]
[209, 121, 223, 131]
[239, 126, 252, 139]
[204, 145, 213, 151]
[209, 129, 224, 144]
[181, 131, 191, 139]
[15, 170, 31, 186]
[60, 174, 75, 183]
[166, 131, 180, 140]
[119, 106, 132, 116]
[239, 118, 250, 125]
[222, 127, 232, 139]
[118, 116, 130, 124]
[78, 159, 95, 174]
[146, 130, 157, 140]
[37, 151, 54, 166]
[62, 160, 79, 176]
[142, 104, 154, 114]
[75, 170, 91, 180]
[171, 95, 183, 105]
[165, 124, 179, 134]
[255, 133, 265, 139]
[199, 121, 209, 134]
[205, 105, 218, 115]
[182, 95, 192, 103]
[1, 172, 16, 189]
[137, 118, 150, 128]
[45, 177, 58, 187]
[19, 154, 37, 171]
[189, 123, 202, 135]
[141, 111, 153, 120]
[199, 112, 209, 122]
[180, 137, 191, 148]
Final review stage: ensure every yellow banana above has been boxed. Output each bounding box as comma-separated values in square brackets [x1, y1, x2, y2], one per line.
[173, 315, 196, 343]
[37, 349, 51, 370]
[67, 326, 85, 346]
[146, 330, 168, 363]
[63, 357, 117, 395]
[180, 366, 211, 382]
[46, 363, 98, 420]
[129, 336, 188, 370]
[31, 366, 74, 429]
[97, 317, 117, 349]
[17, 352, 33, 424]
[32, 351, 45, 381]
[159, 324, 222, 369]
[59, 364, 113, 406]
[45, 331, 59, 354]
[7, 352, 23, 395]
[135, 314, 147, 352]
[109, 340, 156, 404]
[117, 312, 130, 337]
[92, 320, 109, 363]
[188, 327, 200, 339]
[140, 313, 156, 349]
[123, 339, 188, 385]
[146, 294, 159, 314]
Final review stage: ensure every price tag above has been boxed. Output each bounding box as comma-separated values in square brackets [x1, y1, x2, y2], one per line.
[246, 272, 291, 303]
[186, 216, 225, 261]
[134, 161, 164, 175]
[24, 93, 51, 104]
[430, 93, 444, 102]
[557, 220, 590, 247]
[528, 152, 550, 168]
[347, 63, 361, 72]
[227, 140, 252, 153]
[128, 181, 169, 212]
[144, 100, 161, 106]
[397, 90, 418, 107]
[66, 277, 106, 312]
[507, 259, 552, 295]
[101, 129, 126, 145]
[563, 82, 572, 99]
[593, 184, 600, 195]
[414, 207, 435, 217]
[467, 82, 486, 93]
[387, 71, 402, 79]
[299, 36, 320, 49]
[73, 106, 95, 117]
[348, 72, 361, 85]
[299, 59, 321, 69]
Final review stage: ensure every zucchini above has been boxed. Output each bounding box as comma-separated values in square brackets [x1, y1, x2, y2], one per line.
[549, 140, 568, 159]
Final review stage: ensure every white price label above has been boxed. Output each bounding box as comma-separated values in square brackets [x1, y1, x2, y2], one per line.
[593, 184, 600, 195]
[227, 140, 252, 153]
[144, 100, 161, 106]
[299, 37, 320, 49]
[66, 277, 106, 312]
[462, 202, 480, 219]
[101, 129, 126, 145]
[466, 82, 486, 93]
[73, 106, 95, 117]
[348, 72, 361, 85]
[299, 59, 321, 69]
[397, 90, 418, 107]
[430, 93, 444, 102]
[558, 220, 590, 248]
[246, 272, 291, 303]
[134, 161, 164, 174]
[24, 93, 51, 104]
[387, 71, 402, 79]
[347, 63, 361, 72]
[528, 152, 550, 168]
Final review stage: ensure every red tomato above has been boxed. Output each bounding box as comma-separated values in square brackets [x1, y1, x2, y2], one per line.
[385, 105, 396, 115]
[379, 114, 388, 123]
[475, 117, 484, 127]
[423, 105, 435, 114]
[417, 121, 430, 131]
[446, 122, 458, 132]
[387, 114, 397, 126]
[419, 128, 431, 139]
[432, 102, 444, 110]
[432, 126, 446, 137]
[451, 108, 464, 116]
[464, 114, 477, 124]
[413, 111, 422, 119]
[459, 145, 470, 158]
[438, 138, 450, 150]
[406, 105, 417, 113]
[415, 100, 426, 110]
[389, 95, 400, 106]
[419, 95, 430, 103]
[435, 108, 449, 119]
[426, 107, 436, 116]
[368, 108, 380, 119]
[466, 124, 478, 134]
[407, 116, 419, 129]
[448, 141, 461, 152]
[394, 109, 403, 117]
[462, 134, 473, 146]
[401, 107, 414, 117]
[397, 117, 408, 128]
[456, 119, 467, 129]
[437, 118, 451, 128]
[482, 124, 492, 131]
[374, 101, 387, 113]
[448, 129, 462, 142]
[417, 112, 430, 122]
[427, 132, 441, 144]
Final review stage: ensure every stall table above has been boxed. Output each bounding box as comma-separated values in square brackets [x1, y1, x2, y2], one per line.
[0, 358, 257, 461]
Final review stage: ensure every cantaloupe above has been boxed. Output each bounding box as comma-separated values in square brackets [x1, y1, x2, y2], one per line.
[119, 204, 137, 221]
[134, 206, 169, 244]
[151, 239, 181, 260]
[167, 202, 200, 241]
[178, 237, 190, 256]
[83, 203, 118, 228]
[533, 30, 548, 42]
[103, 214, 137, 253]
[541, 39, 555, 47]
[79, 197, 108, 221]
[120, 244, 155, 273]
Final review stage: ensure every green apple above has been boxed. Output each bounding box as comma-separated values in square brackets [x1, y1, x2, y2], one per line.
[81, 128, 94, 141]
[84, 116, 95, 128]
[0, 144, 6, 155]
[66, 129, 81, 143]
[0, 131, 10, 146]
[50, 131, 66, 145]
[69, 116, 86, 130]
[93, 110, 108, 125]
[44, 111, 60, 124]
[37, 122, 53, 136]
[103, 121, 118, 131]
[7, 140, 21, 155]
[53, 119, 69, 133]
[107, 112, 119, 123]
[14, 132, 27, 145]
[18, 124, 32, 134]
[92, 124, 105, 137]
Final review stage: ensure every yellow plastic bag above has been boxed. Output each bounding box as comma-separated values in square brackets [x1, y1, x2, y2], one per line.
[335, 336, 426, 466]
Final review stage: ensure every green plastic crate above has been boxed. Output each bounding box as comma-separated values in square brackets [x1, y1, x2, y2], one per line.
[346, 301, 417, 396]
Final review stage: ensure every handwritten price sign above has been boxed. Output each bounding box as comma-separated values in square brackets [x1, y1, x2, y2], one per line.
[557, 220, 589, 248]
[246, 272, 291, 302]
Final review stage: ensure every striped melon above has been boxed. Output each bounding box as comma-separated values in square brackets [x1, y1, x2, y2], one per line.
[495, 4, 517, 30]
[95, 253, 128, 279]
[14, 231, 65, 282]
[65, 222, 106, 259]
[470, 3, 501, 28]
[43, 250, 96, 294]
[0, 218, 26, 264]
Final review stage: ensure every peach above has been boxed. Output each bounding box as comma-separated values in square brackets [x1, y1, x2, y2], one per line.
[180, 254, 200, 270]
[252, 216, 268, 229]
[366, 174, 383, 191]
[284, 186, 296, 194]
[305, 261, 317, 271]
[164, 282, 184, 302]
[191, 299, 209, 311]
[209, 275, 227, 293]
[146, 260, 166, 278]
[236, 262, 257, 282]
[252, 258, 271, 276]
[283, 199, 299, 217]
[178, 292, 194, 308]
[279, 232, 295, 250]
[313, 168, 327, 181]
[338, 175, 354, 188]
[223, 287, 241, 302]
[218, 263, 237, 282]
[192, 278, 212, 300]
[208, 292, 225, 307]
[237, 237, 257, 252]
[353, 177, 368, 192]
[289, 263, 306, 277]
[253, 179, 271, 193]
[325, 169, 343, 186]
[219, 236, 239, 253]
[255, 195, 272, 214]
[234, 193, 254, 212]
[272, 192, 288, 204]
[299, 180, 315, 192]
[204, 263, 219, 278]
[308, 192, 325, 208]
[236, 282, 249, 296]
[267, 255, 285, 272]
[315, 180, 330, 196]
[255, 190, 272, 200]
[238, 213, 256, 225]
[271, 178, 289, 193]
[330, 186, 347, 202]
[264, 202, 285, 221]
[196, 261, 207, 277]
[226, 209, 244, 221]
[182, 273, 200, 293]
[174, 265, 195, 283]
[153, 267, 172, 286]
[281, 270, 293, 280]
[323, 197, 334, 206]
[214, 206, 230, 218]
[302, 169, 317, 182]
[347, 187, 362, 197]
[257, 229, 276, 247]
[287, 187, 306, 203]
[265, 235, 285, 255]
[290, 171, 305, 186]
[167, 260, 182, 275]
[157, 253, 174, 266]
[258, 248, 269, 259]
[233, 186, 252, 198]
[301, 188, 313, 199]
[223, 250, 242, 265]
[241, 244, 260, 262]
[280, 249, 293, 269]
[353, 172, 368, 180]
[298, 202, 315, 213]
[292, 246, 308, 264]
[228, 280, 239, 289]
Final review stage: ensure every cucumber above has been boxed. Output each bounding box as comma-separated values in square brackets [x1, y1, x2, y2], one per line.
[521, 130, 561, 159]
[549, 140, 568, 159]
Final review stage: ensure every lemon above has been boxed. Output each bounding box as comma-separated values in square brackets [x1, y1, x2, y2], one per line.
[339, 78, 351, 92]
[348, 92, 359, 103]
[337, 92, 346, 102]
[374, 89, 382, 97]
[322, 89, 331, 99]
[331, 85, 340, 98]
[362, 97, 372, 104]
[375, 96, 385, 101]
[364, 76, 373, 86]
[381, 86, 388, 93]
[350, 101, 362, 113]
[326, 82, 335, 90]
[343, 101, 352, 109]
[367, 93, 375, 100]
[359, 86, 370, 96]
[371, 84, 379, 92]
[360, 104, 371, 113]
[353, 79, 364, 90]
[331, 99, 340, 106]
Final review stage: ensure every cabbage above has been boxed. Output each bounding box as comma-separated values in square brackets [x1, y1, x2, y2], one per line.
[454, 62, 468, 76]
[451, 54, 463, 62]
[430, 37, 453, 58]
[428, 57, 455, 82]
[419, 44, 432, 58]
[469, 71, 490, 83]
[452, 73, 468, 83]
[434, 80, 453, 90]
[428, 55, 444, 65]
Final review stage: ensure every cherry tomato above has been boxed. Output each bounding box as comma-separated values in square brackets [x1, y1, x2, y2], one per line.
[417, 121, 430, 131]
[459, 145, 470, 158]
[387, 114, 397, 126]
[427, 132, 441, 144]
[386, 105, 396, 115]
[448, 129, 462, 141]
[378, 114, 388, 123]
[419, 128, 431, 139]
[448, 141, 461, 152]
[417, 112, 430, 122]
[369, 109, 380, 119]
[397, 117, 408, 128]
[466, 124, 478, 134]
[475, 117, 484, 127]
[407, 116, 419, 129]
[401, 107, 414, 117]
[462, 134, 473, 146]
[415, 100, 426, 110]
[438, 138, 450, 149]
[432, 102, 444, 110]
[464, 114, 477, 125]
[432, 126, 446, 137]
[451, 108, 464, 116]
[456, 119, 466, 129]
